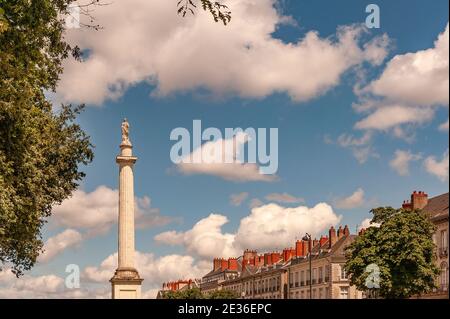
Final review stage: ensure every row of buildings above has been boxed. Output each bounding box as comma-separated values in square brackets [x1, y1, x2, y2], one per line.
[158, 191, 448, 299]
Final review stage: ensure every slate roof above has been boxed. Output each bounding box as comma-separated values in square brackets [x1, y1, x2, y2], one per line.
[423, 192, 449, 222]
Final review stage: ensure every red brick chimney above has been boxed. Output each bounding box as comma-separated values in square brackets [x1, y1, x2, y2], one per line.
[264, 253, 273, 266]
[302, 239, 310, 255]
[271, 252, 281, 264]
[228, 258, 238, 271]
[329, 226, 337, 248]
[337, 226, 344, 239]
[213, 258, 221, 271]
[411, 191, 428, 210]
[319, 235, 328, 247]
[343, 225, 350, 236]
[221, 258, 228, 271]
[312, 238, 319, 248]
[402, 200, 412, 210]
[295, 240, 304, 257]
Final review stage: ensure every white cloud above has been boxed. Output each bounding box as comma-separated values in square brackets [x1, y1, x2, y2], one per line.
[229, 192, 249, 206]
[264, 192, 304, 204]
[176, 131, 277, 182]
[389, 150, 422, 176]
[52, 185, 173, 235]
[0, 269, 64, 298]
[334, 188, 365, 209]
[155, 202, 341, 257]
[424, 149, 449, 182]
[56, 0, 389, 105]
[354, 105, 435, 131]
[357, 218, 380, 232]
[0, 269, 112, 299]
[82, 251, 210, 298]
[154, 214, 238, 259]
[38, 229, 83, 263]
[367, 24, 449, 107]
[352, 23, 449, 136]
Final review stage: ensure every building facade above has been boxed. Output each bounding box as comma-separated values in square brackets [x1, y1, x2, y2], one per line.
[199, 225, 362, 299]
[288, 226, 362, 299]
[402, 191, 449, 298]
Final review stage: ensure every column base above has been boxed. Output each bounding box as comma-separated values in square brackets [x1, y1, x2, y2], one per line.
[110, 268, 144, 299]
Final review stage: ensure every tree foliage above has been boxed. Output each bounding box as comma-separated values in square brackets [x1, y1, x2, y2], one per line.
[161, 288, 239, 299]
[0, 0, 93, 276]
[177, 0, 231, 25]
[345, 207, 440, 298]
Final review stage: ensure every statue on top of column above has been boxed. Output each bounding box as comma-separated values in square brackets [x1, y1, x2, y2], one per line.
[121, 118, 131, 145]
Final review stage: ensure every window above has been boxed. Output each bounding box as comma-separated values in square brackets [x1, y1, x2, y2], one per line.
[340, 265, 348, 280]
[319, 288, 323, 299]
[312, 289, 316, 299]
[324, 265, 330, 282]
[440, 262, 448, 291]
[300, 270, 305, 286]
[312, 268, 317, 284]
[441, 230, 448, 249]
[440, 230, 448, 257]
[289, 272, 293, 288]
[339, 287, 349, 299]
[306, 270, 310, 285]
[318, 267, 323, 283]
[301, 290, 305, 299]
[294, 272, 299, 287]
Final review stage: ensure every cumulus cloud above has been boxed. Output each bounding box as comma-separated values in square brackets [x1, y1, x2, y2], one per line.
[389, 150, 422, 176]
[353, 23, 449, 135]
[424, 149, 449, 182]
[155, 202, 341, 257]
[38, 229, 83, 263]
[334, 188, 366, 209]
[52, 185, 173, 235]
[357, 218, 381, 232]
[229, 192, 249, 206]
[82, 251, 210, 298]
[154, 214, 238, 259]
[176, 131, 278, 182]
[56, 0, 389, 105]
[367, 24, 449, 107]
[264, 192, 304, 204]
[0, 269, 111, 299]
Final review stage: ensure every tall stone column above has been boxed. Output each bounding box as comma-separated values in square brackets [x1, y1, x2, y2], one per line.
[110, 119, 143, 299]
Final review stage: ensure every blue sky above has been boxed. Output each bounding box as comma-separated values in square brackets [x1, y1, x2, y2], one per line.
[1, 0, 448, 298]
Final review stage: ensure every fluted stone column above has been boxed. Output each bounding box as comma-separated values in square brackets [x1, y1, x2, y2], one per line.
[110, 119, 143, 299]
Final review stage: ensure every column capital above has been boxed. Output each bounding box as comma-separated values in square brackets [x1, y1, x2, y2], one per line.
[116, 155, 137, 165]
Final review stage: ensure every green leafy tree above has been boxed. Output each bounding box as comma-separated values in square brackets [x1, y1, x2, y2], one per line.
[345, 207, 440, 299]
[0, 0, 230, 276]
[162, 288, 204, 299]
[161, 288, 238, 299]
[207, 289, 239, 299]
[0, 0, 94, 276]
